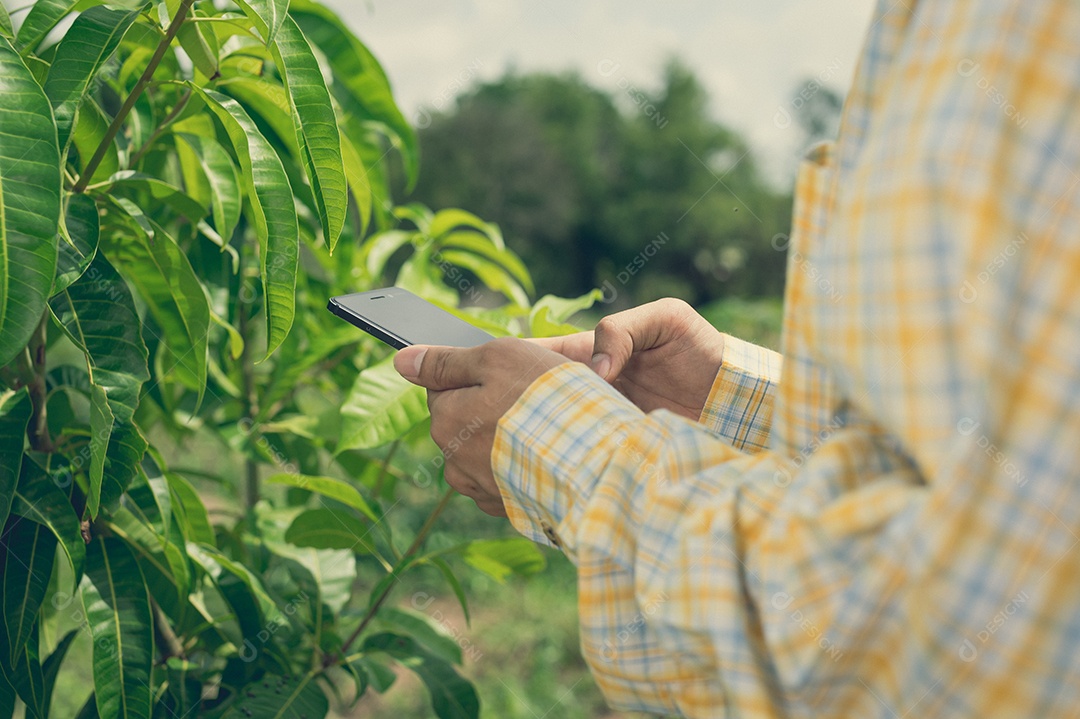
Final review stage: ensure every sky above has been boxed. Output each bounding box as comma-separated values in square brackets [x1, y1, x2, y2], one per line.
[324, 0, 878, 183]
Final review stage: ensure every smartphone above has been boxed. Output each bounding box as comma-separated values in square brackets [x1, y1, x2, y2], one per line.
[327, 288, 495, 350]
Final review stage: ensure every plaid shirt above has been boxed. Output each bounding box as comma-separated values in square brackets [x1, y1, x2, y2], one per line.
[491, 0, 1080, 715]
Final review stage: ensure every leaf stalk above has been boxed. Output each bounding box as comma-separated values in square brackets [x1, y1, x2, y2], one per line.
[329, 486, 456, 666]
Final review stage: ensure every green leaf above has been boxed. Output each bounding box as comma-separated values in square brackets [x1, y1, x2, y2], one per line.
[0, 620, 44, 718]
[272, 15, 347, 251]
[186, 542, 294, 667]
[139, 460, 172, 537]
[394, 203, 434, 233]
[41, 629, 77, 717]
[1, 518, 56, 667]
[43, 4, 144, 151]
[101, 423, 148, 513]
[339, 129, 372, 236]
[106, 171, 208, 221]
[0, 679, 16, 719]
[106, 508, 188, 602]
[377, 607, 463, 666]
[71, 97, 117, 186]
[49, 254, 149, 513]
[284, 507, 376, 553]
[187, 542, 288, 629]
[175, 133, 241, 244]
[351, 654, 395, 693]
[396, 252, 458, 307]
[12, 463, 85, 587]
[80, 536, 153, 719]
[49, 253, 148, 424]
[74, 693, 99, 718]
[291, 0, 419, 187]
[362, 632, 479, 719]
[439, 230, 533, 293]
[529, 289, 604, 337]
[339, 357, 429, 452]
[52, 193, 99, 295]
[174, 5, 219, 80]
[431, 556, 470, 626]
[0, 4, 12, 40]
[436, 249, 530, 307]
[429, 209, 503, 249]
[99, 217, 209, 401]
[266, 474, 378, 523]
[109, 197, 153, 240]
[194, 85, 298, 358]
[461, 537, 546, 583]
[163, 657, 201, 717]
[361, 229, 414, 279]
[0, 389, 30, 532]
[234, 0, 290, 44]
[215, 72, 298, 155]
[532, 289, 603, 325]
[269, 543, 355, 615]
[15, 0, 78, 54]
[86, 384, 112, 518]
[221, 672, 328, 719]
[0, 36, 61, 370]
[164, 472, 215, 545]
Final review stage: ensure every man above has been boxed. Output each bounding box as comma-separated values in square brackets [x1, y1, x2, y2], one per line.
[394, 0, 1080, 715]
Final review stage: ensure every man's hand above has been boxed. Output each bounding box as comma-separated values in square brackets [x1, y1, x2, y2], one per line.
[394, 338, 570, 517]
[535, 298, 725, 420]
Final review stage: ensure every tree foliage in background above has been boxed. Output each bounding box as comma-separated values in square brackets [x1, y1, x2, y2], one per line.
[407, 62, 799, 307]
[0, 1, 598, 716]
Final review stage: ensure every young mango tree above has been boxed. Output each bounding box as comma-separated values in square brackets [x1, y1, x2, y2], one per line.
[0, 0, 602, 716]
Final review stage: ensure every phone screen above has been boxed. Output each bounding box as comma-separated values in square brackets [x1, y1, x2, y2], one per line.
[328, 288, 495, 349]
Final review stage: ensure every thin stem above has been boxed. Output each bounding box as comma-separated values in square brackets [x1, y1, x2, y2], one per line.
[330, 487, 455, 665]
[151, 597, 186, 663]
[72, 0, 196, 193]
[127, 86, 194, 167]
[238, 279, 260, 512]
[372, 440, 400, 499]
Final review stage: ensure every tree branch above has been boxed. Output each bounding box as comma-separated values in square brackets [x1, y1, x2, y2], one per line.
[72, 0, 196, 193]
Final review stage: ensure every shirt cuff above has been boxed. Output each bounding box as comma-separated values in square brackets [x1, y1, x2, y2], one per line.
[490, 362, 645, 559]
[697, 334, 783, 453]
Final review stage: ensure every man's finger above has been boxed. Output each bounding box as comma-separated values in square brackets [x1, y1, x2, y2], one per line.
[394, 344, 482, 390]
[529, 332, 594, 364]
[591, 298, 693, 380]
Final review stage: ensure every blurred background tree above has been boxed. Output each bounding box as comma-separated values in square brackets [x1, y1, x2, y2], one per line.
[399, 61, 814, 310]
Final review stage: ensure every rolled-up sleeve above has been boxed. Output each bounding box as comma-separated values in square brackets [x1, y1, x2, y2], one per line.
[697, 335, 782, 453]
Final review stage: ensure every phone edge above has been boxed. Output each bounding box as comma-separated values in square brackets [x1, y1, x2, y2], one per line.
[326, 297, 411, 350]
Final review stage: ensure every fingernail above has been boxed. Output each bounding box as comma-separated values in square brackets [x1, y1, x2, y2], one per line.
[591, 353, 611, 379]
[394, 347, 427, 379]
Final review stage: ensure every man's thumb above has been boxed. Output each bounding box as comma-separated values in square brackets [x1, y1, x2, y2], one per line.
[394, 345, 480, 389]
[590, 317, 634, 381]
